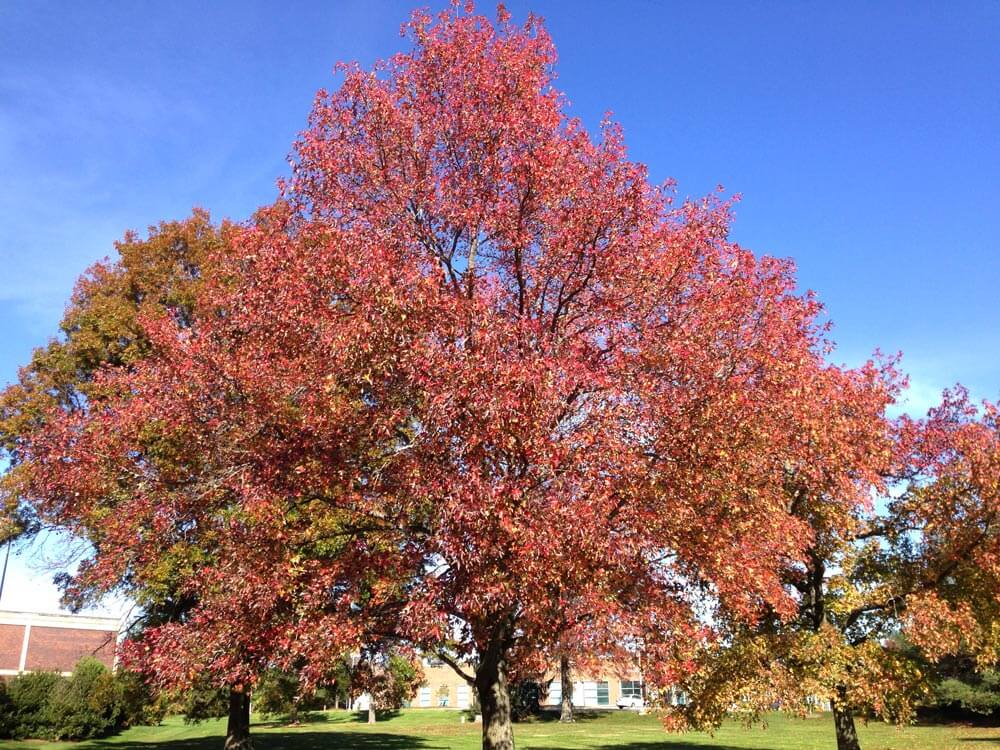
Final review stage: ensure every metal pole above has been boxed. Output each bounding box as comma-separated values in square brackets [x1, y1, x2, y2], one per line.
[0, 538, 11, 606]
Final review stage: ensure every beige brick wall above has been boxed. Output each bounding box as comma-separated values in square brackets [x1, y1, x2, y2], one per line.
[414, 660, 645, 710]
[536, 667, 644, 709]
[415, 663, 473, 708]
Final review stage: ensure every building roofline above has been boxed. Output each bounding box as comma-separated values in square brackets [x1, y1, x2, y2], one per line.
[0, 609, 121, 632]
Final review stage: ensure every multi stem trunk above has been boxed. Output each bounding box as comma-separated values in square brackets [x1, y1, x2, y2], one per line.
[831, 687, 861, 750]
[224, 688, 253, 750]
[559, 654, 574, 723]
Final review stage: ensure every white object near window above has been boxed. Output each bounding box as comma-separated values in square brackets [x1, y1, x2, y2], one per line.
[620, 680, 644, 699]
[419, 687, 432, 707]
[457, 684, 470, 709]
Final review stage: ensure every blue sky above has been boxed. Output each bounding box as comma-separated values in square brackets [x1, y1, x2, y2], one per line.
[1, 1, 998, 613]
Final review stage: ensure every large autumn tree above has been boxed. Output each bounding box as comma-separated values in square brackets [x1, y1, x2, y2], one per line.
[0, 212, 277, 748]
[668, 375, 1000, 750]
[7, 6, 911, 750]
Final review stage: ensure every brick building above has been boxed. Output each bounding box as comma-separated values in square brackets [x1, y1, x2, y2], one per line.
[0, 610, 120, 676]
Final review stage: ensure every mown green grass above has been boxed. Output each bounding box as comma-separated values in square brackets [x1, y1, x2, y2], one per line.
[2, 709, 997, 750]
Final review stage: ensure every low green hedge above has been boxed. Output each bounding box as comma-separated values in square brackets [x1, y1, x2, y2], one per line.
[0, 657, 162, 741]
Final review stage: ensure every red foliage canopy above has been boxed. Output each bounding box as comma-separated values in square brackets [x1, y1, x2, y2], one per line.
[15, 6, 913, 741]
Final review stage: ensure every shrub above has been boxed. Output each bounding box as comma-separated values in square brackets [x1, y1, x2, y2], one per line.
[0, 658, 167, 740]
[933, 669, 1000, 718]
[6, 671, 60, 739]
[510, 680, 541, 721]
[464, 689, 482, 722]
[47, 657, 123, 740]
[254, 668, 301, 719]
[0, 680, 16, 737]
[115, 669, 167, 727]
[178, 678, 230, 722]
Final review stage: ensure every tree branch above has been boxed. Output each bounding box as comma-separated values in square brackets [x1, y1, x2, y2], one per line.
[437, 650, 476, 686]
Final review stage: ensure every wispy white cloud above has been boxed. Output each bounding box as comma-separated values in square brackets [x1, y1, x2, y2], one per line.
[0, 532, 130, 618]
[832, 341, 998, 420]
[890, 375, 948, 419]
[889, 356, 997, 419]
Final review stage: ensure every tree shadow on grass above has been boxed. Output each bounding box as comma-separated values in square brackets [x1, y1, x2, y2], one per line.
[88, 731, 444, 750]
[527, 709, 611, 723]
[534, 745, 759, 750]
[255, 711, 333, 727]
[256, 709, 403, 728]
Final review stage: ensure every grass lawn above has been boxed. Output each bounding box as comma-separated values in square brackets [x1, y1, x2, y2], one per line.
[1, 709, 997, 750]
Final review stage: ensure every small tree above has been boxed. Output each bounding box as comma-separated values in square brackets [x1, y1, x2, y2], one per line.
[436, 683, 450, 707]
[353, 649, 424, 724]
[328, 657, 354, 710]
[670, 382, 1000, 750]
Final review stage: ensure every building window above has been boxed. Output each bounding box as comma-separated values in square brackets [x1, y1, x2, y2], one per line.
[620, 680, 643, 699]
[596, 681, 609, 706]
[548, 680, 562, 704]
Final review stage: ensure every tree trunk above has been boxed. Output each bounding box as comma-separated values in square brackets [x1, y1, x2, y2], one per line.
[368, 703, 376, 724]
[831, 689, 861, 750]
[224, 688, 253, 750]
[559, 655, 574, 723]
[475, 649, 515, 750]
